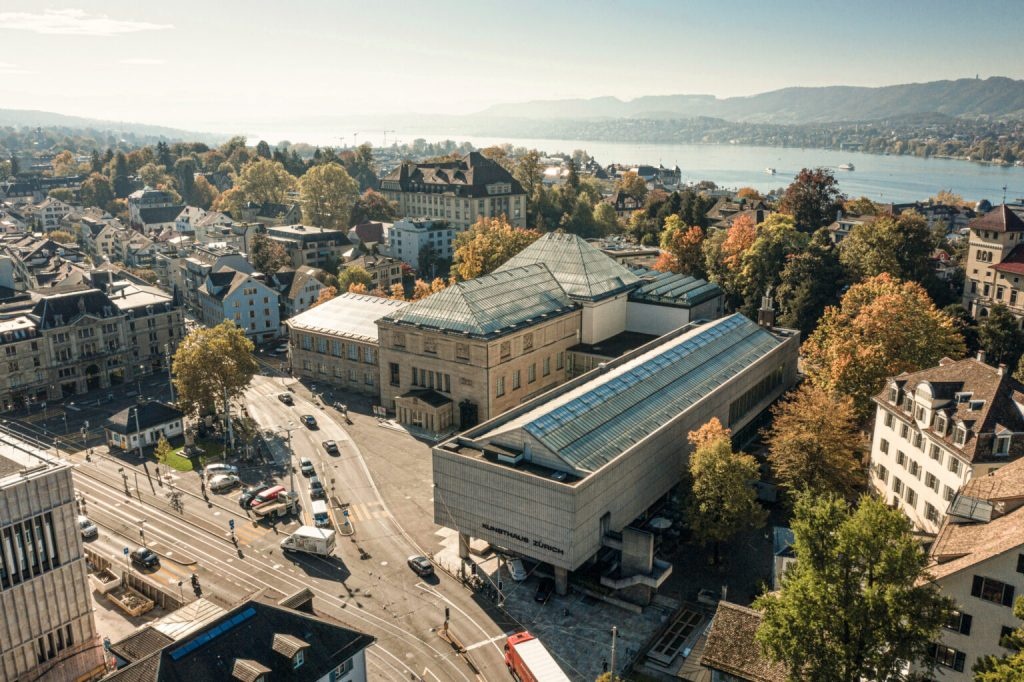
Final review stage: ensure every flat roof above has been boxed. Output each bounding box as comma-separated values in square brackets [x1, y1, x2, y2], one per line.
[466, 314, 790, 474]
[0, 432, 65, 487]
[287, 293, 408, 343]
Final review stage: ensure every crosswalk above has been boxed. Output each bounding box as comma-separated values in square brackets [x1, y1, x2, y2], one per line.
[344, 501, 390, 523]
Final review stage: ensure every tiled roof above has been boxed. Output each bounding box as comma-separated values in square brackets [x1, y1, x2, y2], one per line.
[139, 205, 186, 224]
[701, 601, 788, 682]
[993, 245, 1024, 276]
[628, 267, 723, 307]
[496, 231, 640, 302]
[970, 204, 1024, 233]
[880, 358, 1024, 464]
[30, 288, 122, 328]
[379, 151, 524, 198]
[379, 263, 575, 339]
[110, 627, 175, 663]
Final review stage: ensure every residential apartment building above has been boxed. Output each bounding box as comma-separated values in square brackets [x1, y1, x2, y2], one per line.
[0, 435, 103, 681]
[29, 197, 76, 232]
[387, 218, 460, 273]
[288, 293, 407, 396]
[197, 268, 280, 342]
[127, 187, 179, 229]
[179, 245, 254, 315]
[266, 224, 351, 269]
[269, 265, 326, 318]
[379, 151, 527, 229]
[961, 205, 1024, 323]
[343, 254, 404, 291]
[918, 457, 1024, 680]
[868, 354, 1024, 535]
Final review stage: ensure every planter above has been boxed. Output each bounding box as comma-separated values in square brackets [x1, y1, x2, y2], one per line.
[89, 568, 120, 595]
[106, 585, 155, 617]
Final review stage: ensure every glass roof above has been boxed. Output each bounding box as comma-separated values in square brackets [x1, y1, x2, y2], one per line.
[629, 268, 723, 306]
[522, 315, 782, 472]
[380, 263, 574, 338]
[496, 231, 640, 301]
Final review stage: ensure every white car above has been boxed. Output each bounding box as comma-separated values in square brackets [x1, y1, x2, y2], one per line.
[78, 515, 98, 540]
[204, 463, 239, 479]
[208, 474, 241, 493]
[508, 558, 527, 581]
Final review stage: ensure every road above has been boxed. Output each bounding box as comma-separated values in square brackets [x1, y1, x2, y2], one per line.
[2, 370, 514, 681]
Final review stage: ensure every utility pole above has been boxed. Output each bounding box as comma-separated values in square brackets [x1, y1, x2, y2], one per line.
[609, 626, 618, 676]
[164, 343, 175, 404]
[281, 422, 297, 491]
[223, 386, 234, 452]
[133, 406, 144, 461]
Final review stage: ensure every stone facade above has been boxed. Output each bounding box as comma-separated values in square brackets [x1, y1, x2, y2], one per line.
[961, 205, 1024, 323]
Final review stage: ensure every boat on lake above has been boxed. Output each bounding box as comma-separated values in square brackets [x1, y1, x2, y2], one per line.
[765, 167, 776, 174]
[838, 162, 855, 171]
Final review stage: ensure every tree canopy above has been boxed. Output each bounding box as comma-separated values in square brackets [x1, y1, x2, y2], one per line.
[233, 158, 297, 207]
[298, 162, 360, 229]
[978, 303, 1024, 368]
[802, 274, 966, 417]
[248, 233, 291, 274]
[839, 210, 941, 285]
[779, 167, 845, 232]
[450, 216, 542, 281]
[171, 321, 259, 417]
[656, 216, 706, 277]
[755, 494, 951, 682]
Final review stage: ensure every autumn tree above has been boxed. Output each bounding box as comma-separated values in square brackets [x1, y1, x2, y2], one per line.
[839, 210, 941, 285]
[802, 274, 966, 417]
[978, 303, 1024, 368]
[764, 383, 864, 500]
[80, 172, 114, 210]
[298, 162, 359, 229]
[155, 434, 173, 465]
[337, 265, 373, 292]
[191, 175, 219, 210]
[774, 230, 845, 337]
[657, 216, 705, 277]
[348, 189, 397, 225]
[450, 216, 542, 281]
[686, 418, 766, 564]
[779, 167, 844, 232]
[756, 494, 951, 682]
[310, 286, 337, 307]
[736, 187, 763, 201]
[48, 230, 76, 245]
[51, 150, 76, 177]
[614, 171, 648, 202]
[172, 321, 259, 418]
[248, 233, 291, 274]
[703, 213, 757, 306]
[233, 158, 297, 207]
[843, 196, 878, 216]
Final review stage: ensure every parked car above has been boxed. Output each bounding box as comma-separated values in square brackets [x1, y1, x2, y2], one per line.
[277, 393, 294, 405]
[208, 474, 241, 493]
[299, 457, 315, 476]
[130, 547, 159, 569]
[274, 344, 288, 355]
[322, 440, 338, 455]
[204, 463, 238, 479]
[301, 415, 317, 429]
[309, 476, 325, 500]
[251, 485, 287, 508]
[78, 515, 98, 540]
[534, 578, 554, 603]
[407, 555, 434, 577]
[508, 558, 527, 581]
[239, 484, 271, 508]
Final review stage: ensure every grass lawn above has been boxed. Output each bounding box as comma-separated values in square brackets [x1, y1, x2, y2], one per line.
[159, 438, 226, 472]
[161, 448, 195, 472]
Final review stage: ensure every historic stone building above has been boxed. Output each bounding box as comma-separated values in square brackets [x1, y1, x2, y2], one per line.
[962, 204, 1024, 323]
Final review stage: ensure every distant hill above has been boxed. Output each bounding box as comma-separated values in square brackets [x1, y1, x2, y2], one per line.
[0, 109, 223, 143]
[478, 77, 1024, 124]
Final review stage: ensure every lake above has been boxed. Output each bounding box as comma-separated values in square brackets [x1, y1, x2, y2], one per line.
[247, 127, 1024, 204]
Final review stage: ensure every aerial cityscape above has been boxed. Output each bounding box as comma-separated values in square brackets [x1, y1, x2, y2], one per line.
[3, 1, 1024, 681]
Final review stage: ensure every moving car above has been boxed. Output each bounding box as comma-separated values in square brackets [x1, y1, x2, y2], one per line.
[407, 555, 434, 577]
[277, 393, 294, 405]
[203, 463, 238, 479]
[78, 515, 98, 540]
[322, 440, 339, 455]
[534, 578, 555, 603]
[280, 526, 335, 556]
[208, 474, 241, 493]
[299, 457, 315, 476]
[311, 500, 331, 528]
[301, 415, 317, 429]
[308, 476, 325, 500]
[130, 547, 160, 569]
[239, 484, 271, 508]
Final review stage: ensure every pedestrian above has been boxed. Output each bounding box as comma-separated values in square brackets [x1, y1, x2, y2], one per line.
[602, 659, 608, 673]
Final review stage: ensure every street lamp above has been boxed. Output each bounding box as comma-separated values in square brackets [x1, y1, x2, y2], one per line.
[279, 422, 297, 491]
[164, 343, 176, 404]
[137, 518, 147, 547]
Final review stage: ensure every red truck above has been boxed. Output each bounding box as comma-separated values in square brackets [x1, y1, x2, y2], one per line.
[504, 631, 571, 682]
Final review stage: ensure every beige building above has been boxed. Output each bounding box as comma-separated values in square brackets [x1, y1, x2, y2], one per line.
[379, 151, 527, 229]
[919, 457, 1024, 680]
[868, 354, 1024, 535]
[0, 432, 103, 681]
[433, 314, 800, 598]
[962, 205, 1024, 322]
[287, 293, 408, 397]
[377, 264, 580, 434]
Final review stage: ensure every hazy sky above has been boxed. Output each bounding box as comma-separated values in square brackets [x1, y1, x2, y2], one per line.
[2, 0, 1023, 133]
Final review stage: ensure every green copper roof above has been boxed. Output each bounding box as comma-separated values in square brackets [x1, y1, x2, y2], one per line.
[496, 231, 641, 302]
[629, 268, 723, 307]
[378, 263, 575, 338]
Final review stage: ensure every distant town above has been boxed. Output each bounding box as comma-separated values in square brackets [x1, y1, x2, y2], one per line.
[1, 126, 1024, 682]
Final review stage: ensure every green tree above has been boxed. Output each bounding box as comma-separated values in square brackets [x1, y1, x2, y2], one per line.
[298, 162, 360, 228]
[349, 189, 397, 225]
[686, 419, 766, 564]
[614, 171, 648, 202]
[736, 213, 809, 316]
[234, 158, 297, 206]
[248, 233, 291, 274]
[155, 434, 173, 464]
[974, 596, 1024, 680]
[775, 230, 845, 337]
[978, 303, 1024, 368]
[802, 274, 966, 418]
[51, 150, 76, 177]
[172, 321, 258, 418]
[337, 265, 373, 292]
[1015, 354, 1024, 383]
[513, 150, 543, 224]
[779, 167, 845, 232]
[47, 188, 76, 203]
[593, 202, 620, 236]
[255, 140, 272, 159]
[174, 157, 197, 204]
[755, 494, 952, 682]
[943, 303, 980, 354]
[451, 216, 542, 281]
[9, 154, 19, 177]
[764, 383, 864, 500]
[839, 211, 941, 285]
[80, 172, 114, 211]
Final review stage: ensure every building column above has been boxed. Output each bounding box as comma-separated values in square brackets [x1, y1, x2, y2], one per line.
[458, 532, 470, 561]
[554, 566, 568, 596]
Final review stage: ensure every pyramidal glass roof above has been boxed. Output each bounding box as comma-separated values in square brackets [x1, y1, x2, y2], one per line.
[379, 263, 574, 338]
[495, 315, 783, 472]
[496, 231, 640, 301]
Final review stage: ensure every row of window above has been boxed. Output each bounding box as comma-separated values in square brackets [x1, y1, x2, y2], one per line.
[727, 365, 785, 426]
[0, 512, 62, 590]
[300, 335, 377, 364]
[301, 360, 376, 386]
[969, 280, 1021, 307]
[35, 623, 75, 665]
[495, 355, 564, 397]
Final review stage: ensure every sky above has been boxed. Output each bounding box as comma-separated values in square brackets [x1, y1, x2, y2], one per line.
[1, 0, 1023, 134]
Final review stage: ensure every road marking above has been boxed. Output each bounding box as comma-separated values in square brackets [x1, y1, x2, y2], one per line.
[464, 632, 514, 651]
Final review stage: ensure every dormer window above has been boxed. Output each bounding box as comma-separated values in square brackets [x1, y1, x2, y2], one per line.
[889, 385, 899, 403]
[995, 435, 1011, 456]
[935, 414, 947, 435]
[903, 396, 914, 413]
[293, 648, 304, 669]
[955, 426, 967, 446]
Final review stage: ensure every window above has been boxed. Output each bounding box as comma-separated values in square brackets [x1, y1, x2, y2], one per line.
[348, 344, 359, 361]
[1016, 553, 1024, 574]
[363, 348, 375, 364]
[945, 610, 973, 635]
[949, 457, 961, 475]
[928, 643, 966, 672]
[916, 406, 925, 421]
[293, 649, 304, 669]
[900, 424, 909, 439]
[972, 575, 1015, 606]
[512, 370, 520, 390]
[884, 413, 894, 428]
[909, 461, 920, 478]
[896, 451, 907, 468]
[893, 478, 904, 495]
[456, 343, 469, 361]
[880, 439, 889, 454]
[874, 463, 888, 482]
[543, 357, 550, 376]
[500, 340, 511, 360]
[522, 333, 533, 351]
[905, 487, 917, 507]
[925, 503, 939, 523]
[889, 386, 899, 403]
[912, 432, 923, 449]
[330, 658, 354, 679]
[955, 426, 967, 446]
[389, 363, 400, 387]
[528, 364, 536, 383]
[556, 351, 564, 370]
[995, 435, 1011, 456]
[943, 485, 955, 502]
[930, 444, 942, 462]
[1001, 626, 1019, 650]
[925, 472, 938, 492]
[496, 376, 505, 397]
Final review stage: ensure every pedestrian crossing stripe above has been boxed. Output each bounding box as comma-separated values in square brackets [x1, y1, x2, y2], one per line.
[344, 502, 390, 522]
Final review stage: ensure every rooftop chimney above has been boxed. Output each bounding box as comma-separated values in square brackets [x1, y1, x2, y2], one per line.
[998, 363, 1007, 376]
[977, 350, 987, 364]
[757, 288, 776, 329]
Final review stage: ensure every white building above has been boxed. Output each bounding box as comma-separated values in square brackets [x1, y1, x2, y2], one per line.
[387, 218, 462, 274]
[868, 354, 1024, 535]
[197, 268, 281, 342]
[104, 401, 185, 452]
[31, 197, 76, 232]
